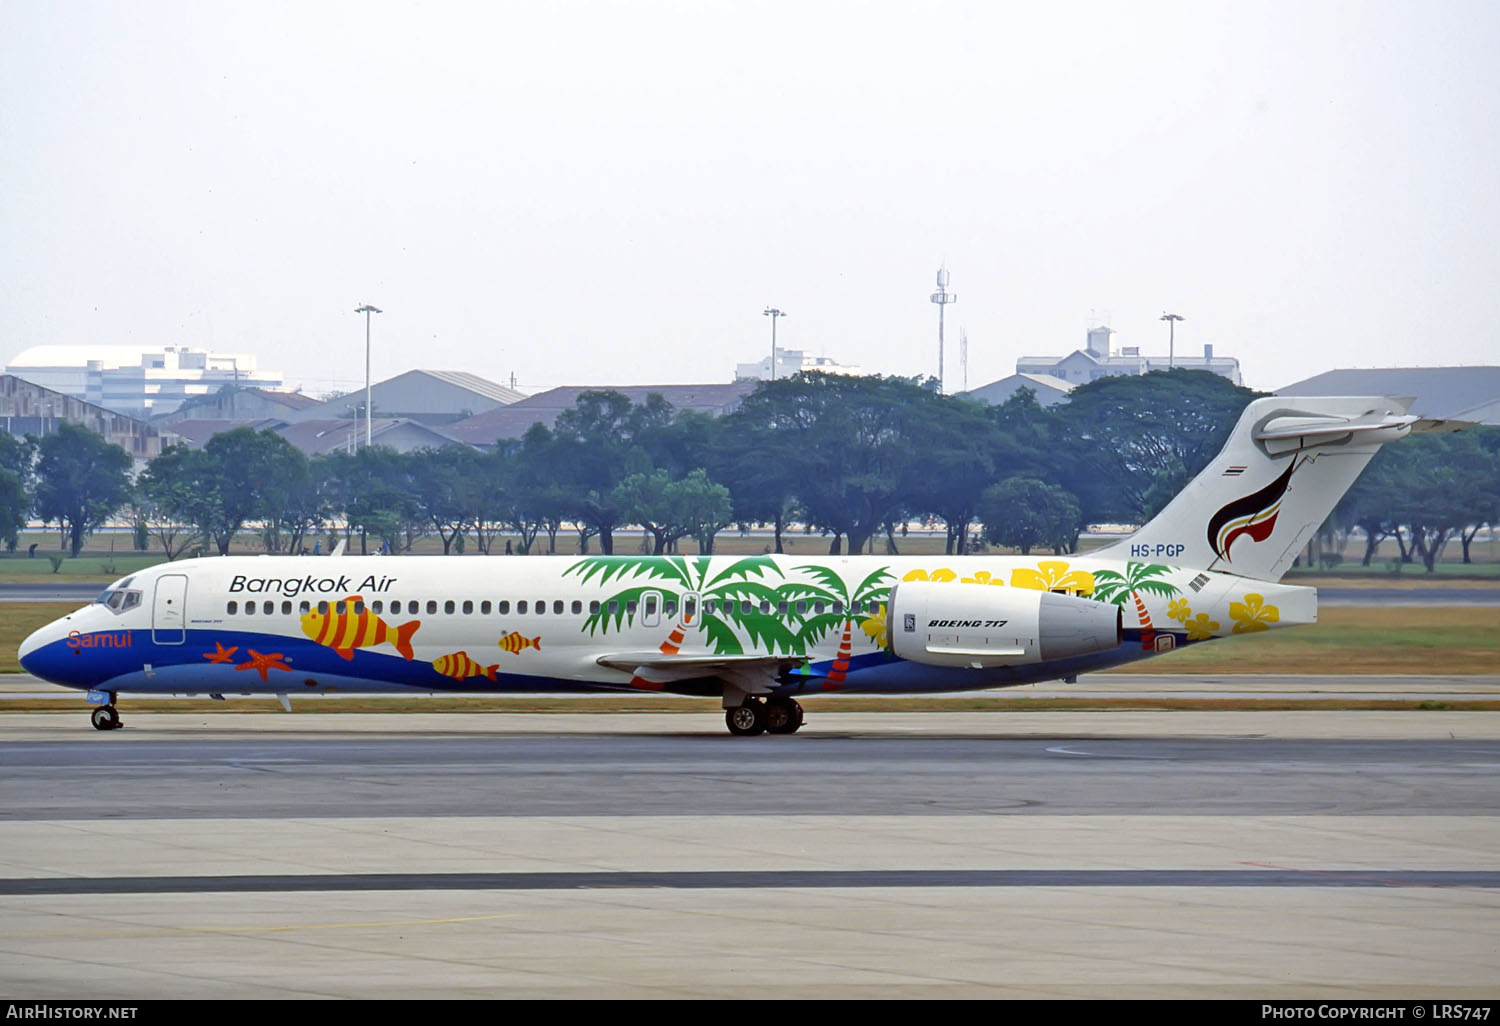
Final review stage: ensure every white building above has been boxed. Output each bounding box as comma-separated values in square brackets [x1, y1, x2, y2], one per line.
[4, 345, 282, 418]
[963, 372, 1074, 408]
[735, 349, 863, 381]
[1016, 326, 1242, 386]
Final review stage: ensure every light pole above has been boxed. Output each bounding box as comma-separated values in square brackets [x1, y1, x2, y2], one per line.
[1160, 312, 1183, 369]
[930, 268, 956, 392]
[763, 307, 786, 380]
[355, 304, 382, 446]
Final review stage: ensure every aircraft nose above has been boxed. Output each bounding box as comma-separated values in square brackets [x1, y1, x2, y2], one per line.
[17, 624, 49, 676]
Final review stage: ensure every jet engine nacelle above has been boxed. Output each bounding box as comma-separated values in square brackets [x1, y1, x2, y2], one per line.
[888, 580, 1122, 668]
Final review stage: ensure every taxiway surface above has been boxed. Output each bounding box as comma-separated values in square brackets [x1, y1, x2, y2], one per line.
[2, 701, 1498, 999]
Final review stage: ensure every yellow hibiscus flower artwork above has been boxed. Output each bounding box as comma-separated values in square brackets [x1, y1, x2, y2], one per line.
[860, 603, 889, 649]
[1010, 561, 1096, 596]
[1229, 594, 1280, 634]
[960, 570, 1005, 586]
[1184, 613, 1220, 641]
[1167, 598, 1191, 623]
[903, 568, 958, 582]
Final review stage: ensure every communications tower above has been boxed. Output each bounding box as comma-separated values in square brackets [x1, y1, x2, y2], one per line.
[930, 267, 957, 392]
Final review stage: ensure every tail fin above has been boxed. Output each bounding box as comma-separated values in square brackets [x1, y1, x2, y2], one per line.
[1095, 396, 1417, 581]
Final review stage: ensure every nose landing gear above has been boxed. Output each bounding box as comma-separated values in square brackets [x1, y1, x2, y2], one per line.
[89, 695, 122, 731]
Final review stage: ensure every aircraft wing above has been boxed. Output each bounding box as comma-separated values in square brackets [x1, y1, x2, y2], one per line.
[595, 651, 801, 697]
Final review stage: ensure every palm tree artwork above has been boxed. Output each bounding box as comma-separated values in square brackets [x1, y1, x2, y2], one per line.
[781, 564, 894, 689]
[1089, 561, 1182, 650]
[563, 555, 801, 658]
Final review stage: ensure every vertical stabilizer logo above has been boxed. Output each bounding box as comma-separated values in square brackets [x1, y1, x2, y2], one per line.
[1206, 459, 1298, 562]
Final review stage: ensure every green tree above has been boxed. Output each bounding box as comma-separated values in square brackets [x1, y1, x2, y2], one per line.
[679, 469, 734, 555]
[33, 423, 132, 557]
[1338, 427, 1500, 570]
[550, 391, 656, 554]
[325, 447, 422, 554]
[709, 409, 799, 554]
[904, 393, 1025, 554]
[614, 467, 734, 555]
[0, 433, 34, 552]
[410, 446, 481, 554]
[138, 444, 211, 559]
[1052, 370, 1264, 523]
[726, 374, 933, 555]
[978, 476, 1081, 555]
[142, 428, 314, 556]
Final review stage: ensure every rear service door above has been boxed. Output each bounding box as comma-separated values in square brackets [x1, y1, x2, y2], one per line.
[152, 574, 188, 644]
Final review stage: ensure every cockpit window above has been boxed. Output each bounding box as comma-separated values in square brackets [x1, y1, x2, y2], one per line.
[96, 587, 144, 615]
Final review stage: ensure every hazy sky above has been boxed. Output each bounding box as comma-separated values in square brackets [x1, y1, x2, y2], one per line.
[3, 0, 1497, 398]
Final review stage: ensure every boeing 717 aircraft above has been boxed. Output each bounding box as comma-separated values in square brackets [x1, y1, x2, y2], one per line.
[19, 395, 1430, 735]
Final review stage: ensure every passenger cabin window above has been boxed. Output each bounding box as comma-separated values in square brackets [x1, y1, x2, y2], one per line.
[536, 599, 546, 614]
[445, 600, 455, 614]
[372, 600, 383, 614]
[463, 600, 473, 614]
[427, 601, 438, 614]
[246, 602, 256, 616]
[227, 601, 238, 614]
[498, 601, 510, 614]
[589, 601, 600, 614]
[282, 601, 292, 615]
[299, 601, 311, 614]
[264, 601, 274, 615]
[553, 600, 563, 615]
[571, 600, 582, 615]
[518, 601, 528, 614]
[318, 601, 329, 615]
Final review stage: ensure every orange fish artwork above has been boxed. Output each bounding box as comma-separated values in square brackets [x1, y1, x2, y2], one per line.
[301, 596, 420, 661]
[497, 632, 541, 655]
[432, 651, 499, 682]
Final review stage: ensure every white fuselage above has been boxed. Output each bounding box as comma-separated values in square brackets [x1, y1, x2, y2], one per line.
[19, 551, 1315, 700]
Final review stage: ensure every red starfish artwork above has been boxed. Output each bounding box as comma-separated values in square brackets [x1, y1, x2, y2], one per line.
[234, 649, 292, 682]
[203, 641, 239, 665]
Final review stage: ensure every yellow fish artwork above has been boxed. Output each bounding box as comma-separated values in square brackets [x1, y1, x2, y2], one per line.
[432, 651, 499, 682]
[497, 632, 542, 655]
[301, 596, 420, 661]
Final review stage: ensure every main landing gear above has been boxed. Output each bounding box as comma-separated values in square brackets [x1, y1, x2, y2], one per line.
[725, 697, 804, 737]
[90, 694, 122, 731]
